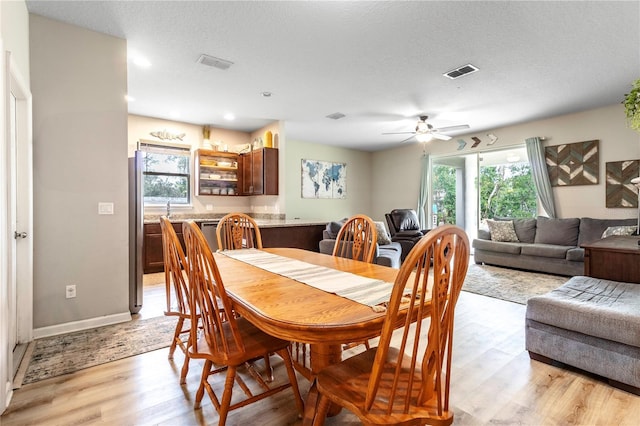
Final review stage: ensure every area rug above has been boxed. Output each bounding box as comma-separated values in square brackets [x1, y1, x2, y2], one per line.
[22, 315, 179, 385]
[462, 263, 568, 304]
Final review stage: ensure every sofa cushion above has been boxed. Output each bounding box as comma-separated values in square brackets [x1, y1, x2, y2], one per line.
[373, 221, 392, 245]
[496, 217, 537, 243]
[521, 244, 573, 259]
[472, 238, 522, 255]
[566, 247, 585, 262]
[512, 218, 537, 243]
[487, 219, 519, 242]
[526, 276, 640, 347]
[602, 225, 637, 238]
[325, 219, 347, 239]
[578, 217, 637, 246]
[534, 216, 580, 246]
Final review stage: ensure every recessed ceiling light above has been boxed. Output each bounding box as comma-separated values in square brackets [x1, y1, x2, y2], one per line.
[261, 91, 272, 97]
[132, 56, 151, 68]
[224, 113, 235, 121]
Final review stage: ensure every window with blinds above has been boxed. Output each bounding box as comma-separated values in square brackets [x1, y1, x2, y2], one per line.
[139, 142, 191, 205]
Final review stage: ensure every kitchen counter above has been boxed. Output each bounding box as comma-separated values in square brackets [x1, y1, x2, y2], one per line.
[142, 214, 328, 273]
[143, 214, 326, 227]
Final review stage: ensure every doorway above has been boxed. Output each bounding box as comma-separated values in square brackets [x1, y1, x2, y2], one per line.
[430, 145, 535, 239]
[2, 51, 33, 411]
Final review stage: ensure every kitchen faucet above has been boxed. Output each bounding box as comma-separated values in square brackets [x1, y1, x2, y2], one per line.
[166, 201, 171, 218]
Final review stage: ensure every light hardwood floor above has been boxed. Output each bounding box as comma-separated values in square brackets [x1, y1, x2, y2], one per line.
[2, 276, 640, 425]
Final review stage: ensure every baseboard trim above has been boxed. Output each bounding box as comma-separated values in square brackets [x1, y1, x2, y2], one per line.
[32, 312, 132, 339]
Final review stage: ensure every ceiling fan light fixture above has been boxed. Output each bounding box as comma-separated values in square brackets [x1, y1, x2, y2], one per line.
[415, 132, 434, 143]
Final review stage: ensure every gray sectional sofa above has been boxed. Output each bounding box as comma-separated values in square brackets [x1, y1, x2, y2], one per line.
[473, 216, 637, 276]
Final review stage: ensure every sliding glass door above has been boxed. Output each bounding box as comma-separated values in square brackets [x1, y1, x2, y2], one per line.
[430, 146, 537, 238]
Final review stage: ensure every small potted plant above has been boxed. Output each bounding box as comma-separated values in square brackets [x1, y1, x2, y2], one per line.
[623, 79, 640, 131]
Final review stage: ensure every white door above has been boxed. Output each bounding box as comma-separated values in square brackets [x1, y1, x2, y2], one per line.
[2, 52, 33, 407]
[8, 90, 17, 352]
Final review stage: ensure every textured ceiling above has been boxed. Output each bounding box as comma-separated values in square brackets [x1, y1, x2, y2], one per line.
[26, 1, 640, 151]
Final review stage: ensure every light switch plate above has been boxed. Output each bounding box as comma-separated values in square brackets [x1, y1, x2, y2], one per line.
[98, 202, 114, 215]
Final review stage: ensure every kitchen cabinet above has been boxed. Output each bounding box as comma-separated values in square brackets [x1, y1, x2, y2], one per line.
[194, 149, 242, 196]
[143, 222, 187, 273]
[241, 147, 278, 195]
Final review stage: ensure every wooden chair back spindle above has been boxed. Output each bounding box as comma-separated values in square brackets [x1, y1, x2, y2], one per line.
[160, 216, 190, 317]
[184, 221, 244, 360]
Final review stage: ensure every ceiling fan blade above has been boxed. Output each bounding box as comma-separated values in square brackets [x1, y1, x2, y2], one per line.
[382, 131, 416, 135]
[399, 134, 416, 143]
[432, 133, 452, 141]
[433, 124, 470, 132]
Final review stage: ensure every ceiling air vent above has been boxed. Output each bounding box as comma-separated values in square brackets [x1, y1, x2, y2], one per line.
[326, 112, 346, 120]
[443, 63, 479, 79]
[197, 54, 234, 70]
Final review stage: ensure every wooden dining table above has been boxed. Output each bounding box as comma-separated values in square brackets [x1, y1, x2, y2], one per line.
[212, 247, 402, 379]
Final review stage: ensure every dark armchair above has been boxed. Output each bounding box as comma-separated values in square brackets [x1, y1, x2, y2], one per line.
[384, 209, 430, 261]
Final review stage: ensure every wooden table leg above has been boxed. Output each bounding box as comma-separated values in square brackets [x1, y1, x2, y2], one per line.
[304, 343, 342, 418]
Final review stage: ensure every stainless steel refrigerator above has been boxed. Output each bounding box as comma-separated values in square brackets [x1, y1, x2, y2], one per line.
[128, 151, 143, 313]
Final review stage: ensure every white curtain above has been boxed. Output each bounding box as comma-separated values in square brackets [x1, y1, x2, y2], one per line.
[417, 154, 430, 228]
[525, 137, 557, 218]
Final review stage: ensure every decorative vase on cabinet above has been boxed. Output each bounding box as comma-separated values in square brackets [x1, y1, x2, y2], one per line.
[194, 149, 242, 196]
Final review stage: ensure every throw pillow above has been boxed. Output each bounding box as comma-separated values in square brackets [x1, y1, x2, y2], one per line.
[534, 216, 580, 246]
[326, 219, 347, 239]
[601, 225, 637, 238]
[373, 221, 392, 245]
[487, 219, 519, 242]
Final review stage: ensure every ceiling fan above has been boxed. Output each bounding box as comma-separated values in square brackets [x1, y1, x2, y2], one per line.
[383, 115, 470, 143]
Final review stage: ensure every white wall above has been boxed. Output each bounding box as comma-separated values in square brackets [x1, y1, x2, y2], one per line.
[372, 104, 640, 222]
[284, 140, 374, 221]
[30, 15, 129, 329]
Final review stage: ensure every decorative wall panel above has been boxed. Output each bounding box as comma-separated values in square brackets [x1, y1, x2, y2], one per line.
[545, 140, 599, 186]
[606, 160, 640, 208]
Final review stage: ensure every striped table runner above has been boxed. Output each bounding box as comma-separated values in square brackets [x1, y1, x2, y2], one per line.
[219, 249, 394, 311]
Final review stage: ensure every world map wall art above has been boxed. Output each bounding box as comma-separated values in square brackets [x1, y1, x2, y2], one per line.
[301, 159, 347, 199]
[545, 139, 599, 186]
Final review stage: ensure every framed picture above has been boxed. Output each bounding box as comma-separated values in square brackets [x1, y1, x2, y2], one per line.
[545, 140, 599, 186]
[301, 159, 347, 199]
[605, 159, 640, 208]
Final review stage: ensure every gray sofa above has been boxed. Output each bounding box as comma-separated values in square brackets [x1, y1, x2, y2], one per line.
[473, 216, 637, 276]
[526, 275, 640, 394]
[319, 220, 402, 268]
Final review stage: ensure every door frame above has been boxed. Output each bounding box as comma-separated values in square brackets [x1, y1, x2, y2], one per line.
[1, 50, 33, 413]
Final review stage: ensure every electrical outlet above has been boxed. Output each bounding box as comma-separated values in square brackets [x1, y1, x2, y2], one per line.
[66, 285, 77, 299]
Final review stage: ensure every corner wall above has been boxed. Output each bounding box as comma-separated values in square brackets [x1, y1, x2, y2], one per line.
[30, 15, 129, 330]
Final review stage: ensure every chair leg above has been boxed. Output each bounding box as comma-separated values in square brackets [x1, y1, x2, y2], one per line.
[168, 317, 184, 359]
[179, 350, 190, 384]
[264, 354, 274, 382]
[312, 393, 331, 426]
[194, 360, 212, 409]
[277, 348, 305, 417]
[218, 365, 237, 426]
